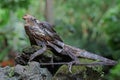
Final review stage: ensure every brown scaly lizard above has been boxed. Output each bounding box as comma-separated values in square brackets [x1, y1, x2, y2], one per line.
[23, 14, 65, 60]
[23, 14, 117, 69]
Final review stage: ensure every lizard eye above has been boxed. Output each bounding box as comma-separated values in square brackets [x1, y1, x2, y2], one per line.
[30, 18, 35, 21]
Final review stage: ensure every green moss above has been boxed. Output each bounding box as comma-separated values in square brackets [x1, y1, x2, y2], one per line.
[8, 67, 15, 78]
[22, 45, 41, 54]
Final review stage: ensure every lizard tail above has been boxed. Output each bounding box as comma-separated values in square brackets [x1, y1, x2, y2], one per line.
[64, 44, 117, 65]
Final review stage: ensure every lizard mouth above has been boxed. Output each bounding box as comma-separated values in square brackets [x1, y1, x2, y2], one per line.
[23, 14, 31, 20]
[23, 14, 31, 24]
[23, 15, 27, 20]
[23, 15, 29, 26]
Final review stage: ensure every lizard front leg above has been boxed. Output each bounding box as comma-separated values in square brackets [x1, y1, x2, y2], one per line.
[29, 41, 47, 61]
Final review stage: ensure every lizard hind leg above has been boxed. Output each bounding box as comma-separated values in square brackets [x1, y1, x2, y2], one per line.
[47, 41, 63, 53]
[67, 52, 80, 73]
[68, 58, 80, 73]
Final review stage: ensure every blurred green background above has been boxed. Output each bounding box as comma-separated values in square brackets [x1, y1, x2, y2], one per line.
[0, 0, 120, 79]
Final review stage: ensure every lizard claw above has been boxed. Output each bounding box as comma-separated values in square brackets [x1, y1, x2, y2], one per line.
[68, 61, 76, 73]
[68, 60, 80, 73]
[68, 61, 73, 73]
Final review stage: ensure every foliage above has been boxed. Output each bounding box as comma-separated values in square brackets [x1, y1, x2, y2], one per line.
[102, 4, 120, 60]
[107, 62, 120, 80]
[0, 0, 30, 61]
[0, 0, 29, 10]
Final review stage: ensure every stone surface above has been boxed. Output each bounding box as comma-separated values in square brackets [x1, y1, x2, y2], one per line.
[15, 45, 68, 75]
[14, 46, 105, 80]
[0, 62, 52, 80]
[53, 65, 104, 80]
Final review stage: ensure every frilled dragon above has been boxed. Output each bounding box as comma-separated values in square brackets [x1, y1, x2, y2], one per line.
[23, 14, 117, 71]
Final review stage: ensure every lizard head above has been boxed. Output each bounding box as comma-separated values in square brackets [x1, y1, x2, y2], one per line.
[23, 14, 37, 26]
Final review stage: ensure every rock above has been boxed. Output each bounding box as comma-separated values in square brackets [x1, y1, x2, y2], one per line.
[14, 46, 105, 79]
[14, 61, 52, 80]
[52, 58, 105, 80]
[15, 45, 68, 75]
[0, 62, 52, 80]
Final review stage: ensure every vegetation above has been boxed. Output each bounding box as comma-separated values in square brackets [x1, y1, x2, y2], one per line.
[0, 0, 120, 79]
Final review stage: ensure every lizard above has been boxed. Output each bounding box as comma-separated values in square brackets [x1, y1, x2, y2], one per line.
[23, 14, 117, 71]
[23, 14, 77, 61]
